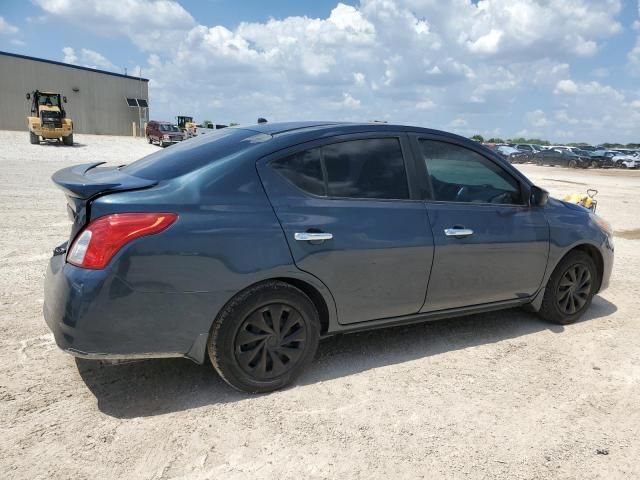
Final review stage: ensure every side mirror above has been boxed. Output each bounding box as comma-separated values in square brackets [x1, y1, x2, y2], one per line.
[63, 96, 67, 103]
[26, 93, 31, 100]
[530, 185, 549, 207]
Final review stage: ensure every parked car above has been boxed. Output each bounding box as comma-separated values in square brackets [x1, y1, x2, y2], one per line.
[488, 144, 528, 163]
[533, 149, 590, 168]
[145, 121, 184, 147]
[513, 143, 544, 154]
[185, 122, 228, 139]
[572, 148, 603, 168]
[611, 153, 640, 169]
[44, 122, 613, 393]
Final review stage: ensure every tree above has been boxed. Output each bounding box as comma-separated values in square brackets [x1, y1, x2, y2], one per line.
[486, 137, 504, 143]
[470, 134, 484, 142]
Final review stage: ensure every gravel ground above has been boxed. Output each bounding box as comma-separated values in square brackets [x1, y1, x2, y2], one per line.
[0, 130, 639, 480]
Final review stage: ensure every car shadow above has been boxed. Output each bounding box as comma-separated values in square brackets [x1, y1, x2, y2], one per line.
[76, 296, 617, 419]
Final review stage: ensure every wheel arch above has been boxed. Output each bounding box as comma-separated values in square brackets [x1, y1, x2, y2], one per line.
[527, 241, 605, 313]
[570, 243, 604, 291]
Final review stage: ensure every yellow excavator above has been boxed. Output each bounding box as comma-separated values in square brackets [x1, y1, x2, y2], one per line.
[26, 90, 74, 145]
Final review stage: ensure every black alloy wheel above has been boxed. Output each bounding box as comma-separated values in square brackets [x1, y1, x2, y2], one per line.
[556, 264, 591, 315]
[235, 303, 307, 379]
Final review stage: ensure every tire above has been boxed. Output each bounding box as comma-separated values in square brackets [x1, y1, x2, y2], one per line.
[590, 161, 599, 169]
[29, 131, 39, 144]
[147, 136, 152, 144]
[208, 281, 320, 393]
[62, 134, 73, 146]
[538, 251, 598, 325]
[620, 163, 627, 169]
[536, 158, 543, 166]
[568, 159, 577, 168]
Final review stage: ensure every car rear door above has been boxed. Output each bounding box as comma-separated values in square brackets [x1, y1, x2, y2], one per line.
[409, 135, 549, 311]
[257, 133, 434, 325]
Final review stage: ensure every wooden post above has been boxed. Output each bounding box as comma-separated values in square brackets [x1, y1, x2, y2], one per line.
[132, 122, 137, 137]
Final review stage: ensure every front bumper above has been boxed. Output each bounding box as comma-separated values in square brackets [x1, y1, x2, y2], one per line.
[35, 126, 72, 138]
[43, 251, 213, 362]
[599, 235, 614, 292]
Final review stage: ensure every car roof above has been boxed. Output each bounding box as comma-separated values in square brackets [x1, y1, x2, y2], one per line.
[235, 121, 472, 142]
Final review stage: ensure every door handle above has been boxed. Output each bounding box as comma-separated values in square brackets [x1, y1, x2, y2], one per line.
[294, 232, 333, 241]
[444, 228, 474, 238]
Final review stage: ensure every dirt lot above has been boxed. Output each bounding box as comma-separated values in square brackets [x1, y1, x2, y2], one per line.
[1, 130, 639, 480]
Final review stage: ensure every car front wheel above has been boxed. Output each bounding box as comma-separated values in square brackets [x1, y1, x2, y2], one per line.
[208, 281, 320, 393]
[538, 251, 598, 325]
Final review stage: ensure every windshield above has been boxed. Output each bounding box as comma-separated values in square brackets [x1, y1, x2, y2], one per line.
[122, 128, 271, 180]
[159, 124, 180, 132]
[37, 94, 60, 107]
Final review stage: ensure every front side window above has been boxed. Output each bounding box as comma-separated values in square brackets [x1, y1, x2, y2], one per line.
[323, 139, 409, 199]
[419, 139, 523, 205]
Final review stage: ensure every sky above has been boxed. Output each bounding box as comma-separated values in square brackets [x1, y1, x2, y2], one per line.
[1, 0, 640, 143]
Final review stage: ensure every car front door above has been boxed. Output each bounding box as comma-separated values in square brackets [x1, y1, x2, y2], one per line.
[257, 134, 434, 325]
[410, 136, 549, 311]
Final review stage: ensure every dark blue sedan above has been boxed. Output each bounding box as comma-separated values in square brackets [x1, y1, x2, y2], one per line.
[44, 122, 614, 392]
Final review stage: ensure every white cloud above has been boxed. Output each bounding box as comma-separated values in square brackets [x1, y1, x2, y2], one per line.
[35, 0, 636, 142]
[416, 100, 435, 110]
[34, 0, 195, 50]
[526, 110, 550, 128]
[0, 16, 19, 35]
[554, 79, 578, 95]
[62, 46, 77, 64]
[336, 93, 361, 109]
[62, 47, 117, 71]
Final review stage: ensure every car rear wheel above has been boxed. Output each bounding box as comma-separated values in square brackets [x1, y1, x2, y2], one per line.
[590, 160, 599, 169]
[538, 251, 598, 325]
[568, 159, 577, 168]
[208, 281, 320, 393]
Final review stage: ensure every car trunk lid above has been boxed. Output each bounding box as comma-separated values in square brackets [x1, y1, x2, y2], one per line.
[52, 162, 157, 239]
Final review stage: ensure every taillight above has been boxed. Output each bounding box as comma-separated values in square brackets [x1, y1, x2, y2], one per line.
[67, 213, 177, 269]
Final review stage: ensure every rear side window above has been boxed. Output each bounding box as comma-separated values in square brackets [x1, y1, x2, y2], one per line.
[323, 139, 409, 199]
[419, 140, 523, 205]
[272, 148, 324, 196]
[123, 128, 270, 180]
[271, 138, 410, 200]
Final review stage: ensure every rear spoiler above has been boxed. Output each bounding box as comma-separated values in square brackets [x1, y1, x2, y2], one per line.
[51, 162, 157, 199]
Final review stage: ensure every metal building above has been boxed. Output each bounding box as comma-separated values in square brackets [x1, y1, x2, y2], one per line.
[0, 51, 149, 136]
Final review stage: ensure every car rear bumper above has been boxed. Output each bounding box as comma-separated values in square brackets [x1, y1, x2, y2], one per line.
[43, 251, 213, 363]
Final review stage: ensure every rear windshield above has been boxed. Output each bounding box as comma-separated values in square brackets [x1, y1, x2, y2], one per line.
[122, 128, 271, 180]
[159, 124, 180, 132]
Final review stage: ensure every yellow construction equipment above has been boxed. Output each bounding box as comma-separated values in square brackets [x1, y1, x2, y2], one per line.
[26, 90, 73, 145]
[563, 189, 598, 212]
